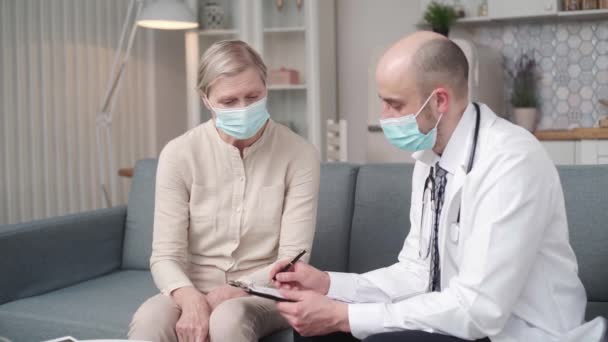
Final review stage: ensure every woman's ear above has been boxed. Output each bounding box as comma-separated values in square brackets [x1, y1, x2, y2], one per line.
[201, 91, 212, 111]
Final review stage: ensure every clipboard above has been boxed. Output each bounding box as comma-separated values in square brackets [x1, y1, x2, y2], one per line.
[228, 281, 295, 302]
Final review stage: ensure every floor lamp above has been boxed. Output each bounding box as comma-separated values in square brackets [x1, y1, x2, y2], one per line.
[96, 0, 197, 208]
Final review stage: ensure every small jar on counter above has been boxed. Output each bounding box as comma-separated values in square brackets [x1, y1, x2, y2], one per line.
[582, 0, 598, 9]
[478, 0, 488, 16]
[564, 0, 581, 10]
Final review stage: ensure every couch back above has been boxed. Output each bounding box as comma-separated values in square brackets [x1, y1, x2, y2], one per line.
[346, 164, 414, 273]
[122, 159, 158, 269]
[557, 166, 608, 308]
[123, 161, 608, 317]
[121, 161, 362, 271]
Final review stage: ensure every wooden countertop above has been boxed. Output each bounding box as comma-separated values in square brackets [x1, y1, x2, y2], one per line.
[535, 128, 608, 141]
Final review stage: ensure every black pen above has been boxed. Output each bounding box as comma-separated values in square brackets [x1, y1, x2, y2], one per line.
[273, 250, 307, 281]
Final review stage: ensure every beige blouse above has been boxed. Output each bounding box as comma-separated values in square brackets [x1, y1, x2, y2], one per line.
[150, 119, 320, 295]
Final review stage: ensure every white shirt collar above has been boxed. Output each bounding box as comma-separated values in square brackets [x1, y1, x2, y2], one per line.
[412, 102, 476, 175]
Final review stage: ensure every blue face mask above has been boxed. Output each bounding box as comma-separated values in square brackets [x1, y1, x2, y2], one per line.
[379, 92, 443, 152]
[212, 97, 270, 140]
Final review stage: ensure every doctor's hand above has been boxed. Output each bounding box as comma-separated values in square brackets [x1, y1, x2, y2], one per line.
[270, 261, 331, 294]
[276, 289, 350, 337]
[172, 286, 212, 342]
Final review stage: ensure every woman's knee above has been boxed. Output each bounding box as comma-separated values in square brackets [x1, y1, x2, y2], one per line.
[209, 299, 254, 340]
[129, 294, 180, 341]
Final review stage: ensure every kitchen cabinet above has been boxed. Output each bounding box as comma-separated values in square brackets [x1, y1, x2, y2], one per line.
[541, 141, 577, 165]
[488, 0, 558, 19]
[577, 140, 608, 164]
[541, 140, 608, 165]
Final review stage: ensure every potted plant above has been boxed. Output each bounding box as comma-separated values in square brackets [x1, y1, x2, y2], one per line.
[507, 53, 539, 132]
[423, 2, 458, 37]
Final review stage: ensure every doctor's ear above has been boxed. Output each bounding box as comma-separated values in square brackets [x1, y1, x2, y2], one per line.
[433, 88, 450, 116]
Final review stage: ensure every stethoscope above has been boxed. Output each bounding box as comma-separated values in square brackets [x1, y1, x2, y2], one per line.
[419, 103, 481, 259]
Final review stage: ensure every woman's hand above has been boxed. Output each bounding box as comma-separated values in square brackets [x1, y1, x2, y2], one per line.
[205, 284, 248, 310]
[270, 261, 331, 295]
[172, 286, 212, 342]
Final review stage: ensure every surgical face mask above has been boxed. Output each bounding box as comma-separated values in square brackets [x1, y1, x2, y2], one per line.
[211, 97, 270, 140]
[379, 92, 443, 152]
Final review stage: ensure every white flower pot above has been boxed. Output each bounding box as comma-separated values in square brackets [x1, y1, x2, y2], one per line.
[512, 107, 538, 132]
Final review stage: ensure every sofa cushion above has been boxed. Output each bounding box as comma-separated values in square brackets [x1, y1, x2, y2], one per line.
[0, 268, 294, 342]
[0, 207, 126, 305]
[0, 270, 157, 341]
[123, 159, 158, 270]
[309, 163, 359, 272]
[557, 165, 608, 303]
[348, 164, 415, 273]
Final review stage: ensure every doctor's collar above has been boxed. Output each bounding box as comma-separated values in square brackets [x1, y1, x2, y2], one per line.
[412, 102, 476, 175]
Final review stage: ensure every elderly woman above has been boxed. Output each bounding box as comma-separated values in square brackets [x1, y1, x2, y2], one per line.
[128, 40, 320, 342]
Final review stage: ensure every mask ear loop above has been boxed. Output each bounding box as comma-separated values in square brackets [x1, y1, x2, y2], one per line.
[413, 90, 437, 119]
[434, 113, 444, 129]
[415, 91, 444, 133]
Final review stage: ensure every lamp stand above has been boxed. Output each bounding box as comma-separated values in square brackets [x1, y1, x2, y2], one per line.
[96, 0, 144, 208]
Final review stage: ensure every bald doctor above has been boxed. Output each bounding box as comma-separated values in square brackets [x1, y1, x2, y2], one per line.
[269, 32, 608, 342]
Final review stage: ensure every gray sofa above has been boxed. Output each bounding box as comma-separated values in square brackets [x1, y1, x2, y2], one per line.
[1, 160, 607, 341]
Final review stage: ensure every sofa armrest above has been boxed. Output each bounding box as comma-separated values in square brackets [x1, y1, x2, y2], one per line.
[0, 206, 127, 305]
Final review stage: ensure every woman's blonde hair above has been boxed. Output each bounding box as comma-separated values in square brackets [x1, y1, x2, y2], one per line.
[197, 40, 267, 97]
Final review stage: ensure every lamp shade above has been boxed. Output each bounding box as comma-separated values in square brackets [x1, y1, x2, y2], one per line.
[137, 0, 198, 30]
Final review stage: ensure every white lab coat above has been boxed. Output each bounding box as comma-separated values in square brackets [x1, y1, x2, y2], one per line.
[327, 103, 607, 341]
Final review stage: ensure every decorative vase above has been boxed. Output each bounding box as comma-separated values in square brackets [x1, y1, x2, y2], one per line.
[513, 108, 538, 132]
[203, 1, 225, 30]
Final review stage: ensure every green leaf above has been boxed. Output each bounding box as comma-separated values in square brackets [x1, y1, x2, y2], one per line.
[507, 52, 539, 108]
[423, 2, 457, 32]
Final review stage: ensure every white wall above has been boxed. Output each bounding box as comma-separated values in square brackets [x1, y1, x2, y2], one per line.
[335, 0, 422, 163]
[152, 29, 188, 153]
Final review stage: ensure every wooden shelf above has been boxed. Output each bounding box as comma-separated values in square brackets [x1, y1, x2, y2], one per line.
[198, 29, 238, 37]
[418, 16, 492, 28]
[455, 16, 492, 24]
[263, 27, 306, 34]
[268, 84, 307, 91]
[557, 9, 608, 19]
[535, 128, 608, 141]
[449, 9, 608, 25]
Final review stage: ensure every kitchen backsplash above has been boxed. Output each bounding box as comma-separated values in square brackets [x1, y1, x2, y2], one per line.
[469, 20, 608, 129]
